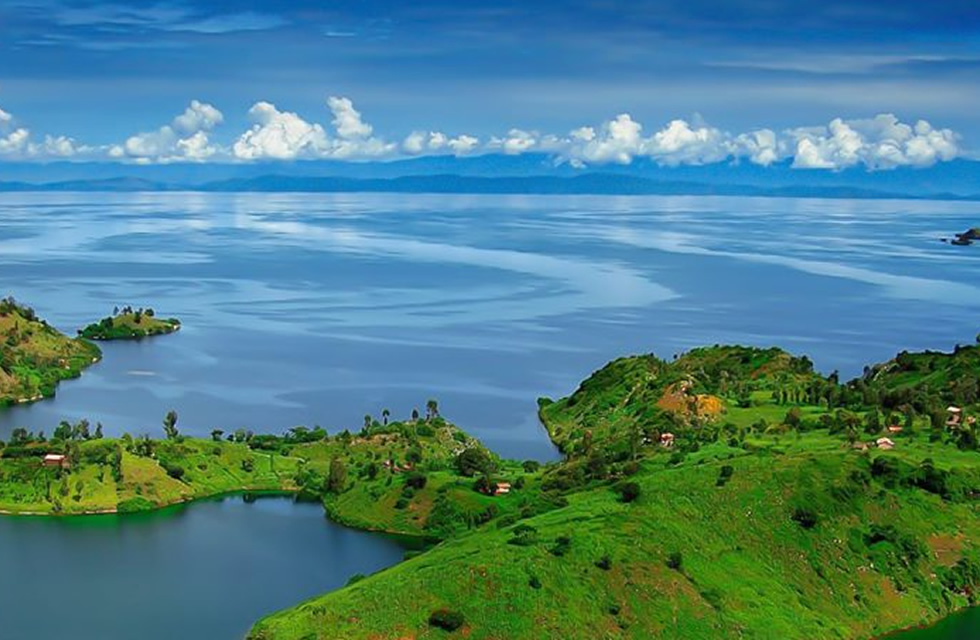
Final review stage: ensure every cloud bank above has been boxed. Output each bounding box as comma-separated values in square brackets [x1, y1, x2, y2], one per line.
[0, 96, 964, 171]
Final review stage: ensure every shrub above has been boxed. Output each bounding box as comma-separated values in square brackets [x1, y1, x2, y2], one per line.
[522, 460, 541, 473]
[394, 497, 410, 509]
[616, 481, 641, 503]
[428, 609, 465, 632]
[528, 575, 542, 589]
[595, 555, 613, 571]
[241, 458, 254, 473]
[550, 535, 572, 557]
[791, 506, 819, 529]
[162, 462, 185, 480]
[666, 551, 683, 571]
[405, 472, 427, 490]
[716, 464, 735, 487]
[508, 524, 538, 546]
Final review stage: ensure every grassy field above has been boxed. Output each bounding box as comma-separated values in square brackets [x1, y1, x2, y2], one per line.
[78, 307, 180, 340]
[0, 298, 101, 406]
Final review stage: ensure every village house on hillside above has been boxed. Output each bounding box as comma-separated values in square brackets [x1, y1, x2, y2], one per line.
[875, 437, 895, 450]
[42, 453, 68, 469]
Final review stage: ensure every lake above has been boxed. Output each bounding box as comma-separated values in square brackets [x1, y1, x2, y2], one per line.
[0, 495, 406, 640]
[2, 192, 980, 639]
[1, 192, 979, 461]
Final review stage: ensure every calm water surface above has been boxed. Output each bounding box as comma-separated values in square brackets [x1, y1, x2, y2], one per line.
[2, 192, 978, 459]
[0, 496, 406, 640]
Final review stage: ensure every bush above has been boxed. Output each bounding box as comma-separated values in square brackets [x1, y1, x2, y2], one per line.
[508, 524, 538, 546]
[616, 481, 641, 503]
[394, 497, 410, 510]
[528, 575, 542, 589]
[666, 551, 683, 571]
[428, 609, 465, 632]
[550, 535, 572, 557]
[595, 555, 612, 571]
[716, 464, 735, 487]
[241, 458, 254, 473]
[345, 573, 366, 586]
[791, 506, 819, 529]
[522, 460, 541, 473]
[405, 472, 427, 490]
[162, 462, 185, 480]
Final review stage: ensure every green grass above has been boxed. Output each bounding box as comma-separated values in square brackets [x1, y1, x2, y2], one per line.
[250, 434, 980, 640]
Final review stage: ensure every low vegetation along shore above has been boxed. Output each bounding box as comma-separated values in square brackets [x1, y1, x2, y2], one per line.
[3, 301, 980, 638]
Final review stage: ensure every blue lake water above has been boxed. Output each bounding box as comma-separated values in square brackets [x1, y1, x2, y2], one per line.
[0, 495, 407, 640]
[1, 192, 978, 460]
[1, 192, 979, 639]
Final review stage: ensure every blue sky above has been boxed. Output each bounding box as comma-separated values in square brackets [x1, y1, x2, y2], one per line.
[0, 0, 977, 168]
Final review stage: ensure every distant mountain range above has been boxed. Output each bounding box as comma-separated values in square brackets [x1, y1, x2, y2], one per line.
[0, 155, 977, 200]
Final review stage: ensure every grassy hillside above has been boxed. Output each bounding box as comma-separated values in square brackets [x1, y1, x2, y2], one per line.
[250, 433, 980, 639]
[250, 341, 980, 640]
[0, 297, 101, 406]
[78, 306, 180, 340]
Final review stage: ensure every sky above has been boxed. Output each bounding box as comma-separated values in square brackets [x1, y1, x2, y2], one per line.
[0, 0, 977, 169]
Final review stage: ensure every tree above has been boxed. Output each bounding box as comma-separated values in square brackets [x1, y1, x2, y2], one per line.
[327, 457, 347, 494]
[454, 447, 493, 477]
[94, 422, 103, 439]
[381, 408, 390, 426]
[162, 410, 179, 440]
[411, 408, 420, 421]
[363, 414, 372, 430]
[426, 399, 439, 421]
[211, 429, 224, 442]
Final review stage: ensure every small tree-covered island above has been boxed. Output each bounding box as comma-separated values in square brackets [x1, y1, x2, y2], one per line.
[4, 305, 980, 638]
[78, 306, 181, 340]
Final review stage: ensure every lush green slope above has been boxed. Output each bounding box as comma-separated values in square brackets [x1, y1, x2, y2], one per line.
[0, 297, 101, 405]
[78, 306, 180, 340]
[250, 341, 980, 640]
[250, 434, 980, 640]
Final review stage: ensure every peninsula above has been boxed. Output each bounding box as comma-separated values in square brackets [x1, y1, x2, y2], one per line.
[78, 306, 180, 340]
[0, 297, 101, 406]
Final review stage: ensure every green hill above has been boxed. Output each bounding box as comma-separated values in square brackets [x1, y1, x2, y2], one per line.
[0, 297, 101, 406]
[249, 342, 980, 640]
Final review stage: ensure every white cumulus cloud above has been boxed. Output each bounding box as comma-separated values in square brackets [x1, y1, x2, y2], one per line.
[233, 97, 395, 161]
[402, 131, 480, 156]
[789, 114, 959, 170]
[112, 100, 224, 163]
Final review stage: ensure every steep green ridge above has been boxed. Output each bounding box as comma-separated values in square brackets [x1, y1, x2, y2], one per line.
[250, 342, 980, 640]
[79, 306, 180, 340]
[0, 298, 101, 406]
